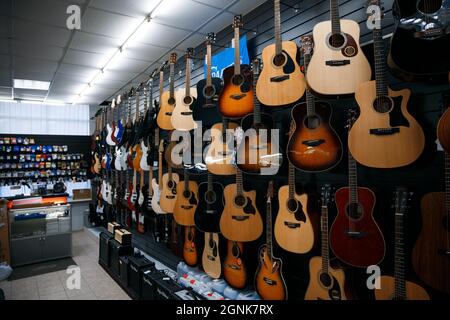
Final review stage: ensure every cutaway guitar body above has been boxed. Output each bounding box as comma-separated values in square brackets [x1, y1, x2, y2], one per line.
[305, 257, 348, 300]
[204, 122, 238, 176]
[375, 276, 430, 300]
[255, 245, 287, 300]
[223, 241, 247, 289]
[183, 226, 198, 267]
[160, 172, 179, 214]
[202, 232, 221, 279]
[173, 180, 198, 226]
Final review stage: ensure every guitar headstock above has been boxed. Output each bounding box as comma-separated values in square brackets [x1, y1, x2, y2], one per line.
[111, 98, 116, 109]
[186, 47, 194, 59]
[150, 68, 158, 79]
[394, 187, 411, 214]
[116, 95, 122, 105]
[206, 32, 216, 45]
[233, 15, 243, 29]
[158, 139, 165, 154]
[267, 181, 274, 201]
[300, 35, 314, 55]
[346, 108, 358, 130]
[252, 58, 261, 75]
[321, 184, 334, 205]
[170, 52, 177, 64]
[366, 0, 384, 28]
[159, 61, 168, 73]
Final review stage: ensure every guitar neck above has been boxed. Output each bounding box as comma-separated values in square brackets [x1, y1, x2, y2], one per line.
[330, 0, 341, 34]
[373, 20, 389, 97]
[159, 70, 164, 103]
[158, 151, 163, 190]
[266, 197, 273, 260]
[184, 169, 189, 193]
[394, 205, 406, 299]
[304, 52, 315, 117]
[252, 64, 261, 125]
[169, 63, 175, 100]
[206, 44, 212, 86]
[185, 57, 191, 97]
[348, 148, 359, 204]
[149, 167, 154, 196]
[288, 162, 295, 199]
[274, 0, 282, 55]
[321, 203, 330, 274]
[236, 168, 243, 195]
[234, 27, 241, 75]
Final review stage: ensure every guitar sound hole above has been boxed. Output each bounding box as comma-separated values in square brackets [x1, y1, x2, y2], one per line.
[346, 202, 363, 220]
[417, 0, 442, 14]
[287, 198, 299, 213]
[168, 181, 175, 189]
[232, 243, 240, 257]
[329, 33, 346, 49]
[305, 115, 321, 129]
[373, 96, 393, 114]
[203, 85, 216, 99]
[168, 97, 176, 105]
[205, 190, 216, 204]
[183, 190, 191, 199]
[232, 74, 244, 86]
[320, 272, 332, 287]
[235, 195, 246, 207]
[273, 53, 286, 67]
[209, 238, 215, 249]
[187, 229, 194, 242]
[183, 96, 193, 105]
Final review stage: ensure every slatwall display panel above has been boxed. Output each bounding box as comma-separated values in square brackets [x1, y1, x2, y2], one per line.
[0, 101, 90, 135]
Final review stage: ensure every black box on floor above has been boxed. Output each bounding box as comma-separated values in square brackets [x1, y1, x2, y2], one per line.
[141, 269, 162, 300]
[152, 274, 184, 300]
[119, 256, 130, 287]
[99, 231, 114, 267]
[128, 255, 155, 299]
[109, 239, 133, 276]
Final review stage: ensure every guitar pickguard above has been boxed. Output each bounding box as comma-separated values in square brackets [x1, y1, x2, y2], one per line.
[189, 192, 198, 205]
[282, 50, 295, 75]
[389, 95, 409, 128]
[243, 197, 256, 215]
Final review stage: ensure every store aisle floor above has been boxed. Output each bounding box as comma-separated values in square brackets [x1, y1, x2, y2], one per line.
[0, 230, 130, 300]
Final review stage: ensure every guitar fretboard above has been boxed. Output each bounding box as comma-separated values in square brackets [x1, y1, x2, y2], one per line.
[394, 204, 406, 299]
[266, 195, 273, 261]
[169, 63, 175, 100]
[234, 27, 241, 75]
[330, 0, 341, 35]
[185, 56, 191, 97]
[288, 162, 295, 200]
[206, 43, 212, 87]
[348, 150, 359, 205]
[274, 0, 282, 56]
[321, 204, 330, 274]
[236, 168, 243, 196]
[252, 63, 261, 125]
[184, 169, 189, 194]
[373, 22, 389, 97]
[304, 52, 315, 118]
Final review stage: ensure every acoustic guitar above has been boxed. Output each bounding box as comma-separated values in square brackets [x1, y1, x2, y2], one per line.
[195, 172, 224, 233]
[194, 32, 223, 127]
[220, 168, 263, 242]
[204, 118, 238, 176]
[171, 48, 197, 131]
[151, 140, 166, 215]
[274, 158, 315, 254]
[348, 3, 425, 168]
[218, 15, 253, 119]
[388, 0, 450, 81]
[173, 169, 198, 226]
[306, 0, 371, 96]
[255, 181, 288, 300]
[157, 53, 176, 130]
[287, 36, 343, 172]
[330, 110, 385, 268]
[376, 187, 430, 300]
[160, 157, 179, 214]
[237, 58, 282, 175]
[223, 240, 247, 289]
[183, 226, 198, 267]
[437, 91, 450, 154]
[305, 185, 349, 300]
[256, 0, 305, 106]
[202, 232, 221, 279]
[412, 152, 450, 295]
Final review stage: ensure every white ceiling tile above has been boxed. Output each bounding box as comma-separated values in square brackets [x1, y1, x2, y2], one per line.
[13, 70, 55, 82]
[90, 0, 160, 18]
[14, 0, 68, 28]
[91, 79, 126, 90]
[0, 15, 9, 38]
[131, 22, 190, 47]
[101, 69, 138, 82]
[0, 39, 9, 55]
[0, 55, 10, 69]
[175, 33, 205, 53]
[53, 70, 93, 83]
[13, 40, 64, 62]
[63, 49, 108, 69]
[14, 20, 71, 47]
[0, 69, 11, 87]
[193, 0, 236, 9]
[228, 0, 267, 15]
[14, 56, 58, 75]
[123, 43, 168, 62]
[70, 32, 119, 54]
[107, 57, 150, 73]
[198, 11, 234, 35]
[83, 8, 141, 40]
[58, 63, 98, 80]
[14, 88, 48, 100]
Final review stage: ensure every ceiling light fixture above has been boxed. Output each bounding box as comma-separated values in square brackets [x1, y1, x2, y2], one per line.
[14, 79, 51, 91]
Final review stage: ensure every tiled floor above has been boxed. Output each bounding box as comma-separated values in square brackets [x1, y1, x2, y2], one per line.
[0, 229, 130, 300]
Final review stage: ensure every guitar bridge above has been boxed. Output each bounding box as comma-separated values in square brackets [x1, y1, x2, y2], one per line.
[284, 221, 300, 228]
[232, 215, 250, 221]
[369, 128, 400, 136]
[326, 60, 350, 66]
[270, 75, 289, 82]
[165, 112, 172, 116]
[181, 112, 193, 116]
[166, 195, 175, 199]
[207, 255, 216, 261]
[226, 264, 241, 271]
[346, 230, 365, 238]
[263, 277, 277, 286]
[230, 94, 246, 100]
[302, 139, 325, 147]
[181, 205, 194, 210]
[414, 29, 445, 39]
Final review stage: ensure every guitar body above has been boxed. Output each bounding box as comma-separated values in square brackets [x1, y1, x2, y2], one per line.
[115, 119, 124, 143]
[254, 245, 288, 300]
[194, 77, 223, 127]
[257, 41, 305, 106]
[106, 124, 116, 146]
[220, 184, 263, 242]
[151, 179, 165, 214]
[287, 101, 342, 172]
[160, 173, 179, 213]
[202, 233, 221, 279]
[140, 141, 151, 171]
[375, 276, 430, 300]
[171, 88, 197, 131]
[114, 147, 123, 171]
[218, 65, 253, 118]
[223, 241, 247, 289]
[349, 82, 425, 168]
[157, 91, 175, 130]
[132, 145, 143, 170]
[307, 20, 371, 96]
[204, 122, 238, 176]
[173, 181, 198, 226]
[388, 0, 450, 81]
[437, 107, 450, 154]
[183, 226, 198, 267]
[93, 153, 101, 174]
[330, 187, 386, 267]
[274, 186, 315, 254]
[194, 181, 224, 233]
[305, 256, 348, 300]
[412, 192, 450, 294]
[237, 113, 282, 175]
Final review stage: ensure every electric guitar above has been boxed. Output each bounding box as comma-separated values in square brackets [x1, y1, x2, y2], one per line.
[220, 168, 263, 242]
[223, 240, 247, 289]
[173, 169, 198, 226]
[287, 36, 343, 172]
[375, 187, 430, 300]
[151, 140, 166, 214]
[157, 53, 177, 130]
[195, 172, 224, 233]
[202, 232, 221, 279]
[412, 152, 450, 294]
[218, 15, 253, 118]
[437, 90, 450, 154]
[388, 0, 450, 81]
[256, 0, 305, 106]
[349, 1, 425, 168]
[131, 89, 143, 171]
[194, 32, 223, 127]
[255, 181, 288, 300]
[106, 102, 117, 146]
[137, 168, 146, 234]
[330, 110, 386, 267]
[114, 95, 124, 145]
[274, 153, 315, 254]
[237, 58, 282, 175]
[306, 0, 371, 96]
[305, 185, 349, 300]
[183, 225, 198, 267]
[171, 48, 197, 131]
[160, 149, 179, 214]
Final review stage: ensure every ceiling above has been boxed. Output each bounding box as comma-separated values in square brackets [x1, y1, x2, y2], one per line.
[0, 0, 267, 106]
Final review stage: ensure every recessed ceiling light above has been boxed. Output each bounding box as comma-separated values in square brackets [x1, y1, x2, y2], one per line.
[13, 79, 51, 91]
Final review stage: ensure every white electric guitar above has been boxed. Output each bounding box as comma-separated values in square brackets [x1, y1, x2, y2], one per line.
[151, 140, 166, 214]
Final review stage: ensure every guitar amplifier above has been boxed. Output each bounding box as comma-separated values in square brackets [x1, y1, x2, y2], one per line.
[128, 255, 155, 299]
[99, 231, 114, 267]
[119, 256, 130, 287]
[152, 273, 191, 300]
[107, 222, 122, 234]
[114, 229, 132, 246]
[108, 239, 133, 276]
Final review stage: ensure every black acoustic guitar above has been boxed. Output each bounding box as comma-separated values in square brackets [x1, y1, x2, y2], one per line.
[194, 172, 224, 233]
[194, 32, 223, 128]
[388, 0, 450, 81]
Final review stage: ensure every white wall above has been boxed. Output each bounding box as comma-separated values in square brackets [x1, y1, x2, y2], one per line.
[0, 101, 90, 136]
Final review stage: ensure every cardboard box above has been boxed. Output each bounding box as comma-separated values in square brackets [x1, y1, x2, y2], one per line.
[73, 189, 92, 200]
